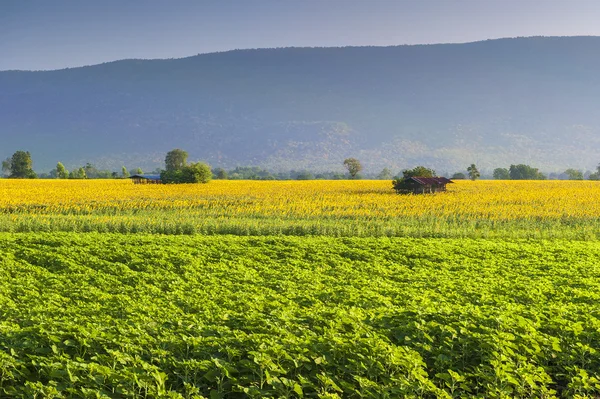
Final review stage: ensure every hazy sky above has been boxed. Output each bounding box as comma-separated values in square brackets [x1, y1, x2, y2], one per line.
[1, 0, 600, 70]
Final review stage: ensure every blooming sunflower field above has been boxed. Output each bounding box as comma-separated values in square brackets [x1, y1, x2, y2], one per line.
[1, 179, 600, 238]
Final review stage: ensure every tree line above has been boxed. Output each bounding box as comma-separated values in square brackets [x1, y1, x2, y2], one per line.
[3, 150, 600, 182]
[1, 151, 151, 180]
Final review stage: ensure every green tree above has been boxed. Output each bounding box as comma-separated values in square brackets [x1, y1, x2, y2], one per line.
[451, 172, 466, 179]
[509, 164, 546, 180]
[1, 157, 11, 177]
[121, 166, 130, 178]
[70, 167, 86, 179]
[467, 164, 480, 180]
[130, 167, 143, 176]
[182, 162, 212, 183]
[8, 151, 36, 178]
[165, 149, 188, 172]
[343, 158, 362, 179]
[295, 171, 314, 180]
[588, 164, 600, 180]
[213, 168, 228, 179]
[162, 162, 212, 184]
[402, 166, 436, 178]
[564, 168, 583, 180]
[493, 168, 510, 180]
[56, 162, 69, 179]
[377, 168, 393, 180]
[83, 163, 99, 178]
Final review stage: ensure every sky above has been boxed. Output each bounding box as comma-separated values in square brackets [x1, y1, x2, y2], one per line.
[1, 0, 600, 71]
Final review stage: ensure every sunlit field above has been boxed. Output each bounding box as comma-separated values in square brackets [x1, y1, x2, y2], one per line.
[2, 179, 600, 238]
[4, 178, 600, 397]
[3, 233, 600, 398]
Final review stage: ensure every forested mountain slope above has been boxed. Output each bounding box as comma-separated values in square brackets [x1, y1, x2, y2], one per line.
[1, 36, 600, 173]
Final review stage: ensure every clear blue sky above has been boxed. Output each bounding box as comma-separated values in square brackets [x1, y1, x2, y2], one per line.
[1, 0, 599, 70]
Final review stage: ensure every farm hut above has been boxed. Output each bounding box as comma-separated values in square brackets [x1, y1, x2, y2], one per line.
[394, 177, 453, 194]
[129, 174, 162, 184]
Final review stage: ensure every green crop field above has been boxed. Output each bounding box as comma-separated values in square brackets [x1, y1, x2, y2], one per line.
[2, 233, 600, 398]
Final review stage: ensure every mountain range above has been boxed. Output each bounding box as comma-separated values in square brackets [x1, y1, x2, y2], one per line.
[2, 36, 600, 174]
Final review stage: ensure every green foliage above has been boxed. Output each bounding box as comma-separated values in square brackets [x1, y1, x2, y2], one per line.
[161, 162, 212, 184]
[69, 167, 86, 179]
[121, 166, 130, 178]
[295, 171, 314, 180]
[451, 172, 466, 179]
[509, 164, 546, 180]
[564, 168, 584, 180]
[165, 149, 188, 172]
[493, 168, 510, 180]
[161, 149, 211, 184]
[1, 157, 11, 176]
[2, 233, 600, 397]
[182, 162, 212, 183]
[56, 162, 69, 179]
[402, 166, 436, 179]
[7, 151, 36, 179]
[589, 164, 600, 180]
[343, 158, 362, 179]
[213, 167, 228, 179]
[467, 163, 480, 180]
[227, 166, 274, 180]
[377, 168, 393, 180]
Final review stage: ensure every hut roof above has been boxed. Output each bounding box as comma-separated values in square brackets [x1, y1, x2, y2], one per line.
[129, 174, 161, 180]
[407, 177, 453, 185]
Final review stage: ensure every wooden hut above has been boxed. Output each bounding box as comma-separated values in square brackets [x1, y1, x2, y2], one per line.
[393, 177, 453, 194]
[129, 174, 162, 184]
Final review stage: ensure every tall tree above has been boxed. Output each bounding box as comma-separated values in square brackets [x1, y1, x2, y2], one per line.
[165, 149, 189, 172]
[8, 151, 36, 178]
[493, 168, 510, 180]
[56, 162, 69, 179]
[467, 164, 480, 180]
[121, 166, 130, 178]
[343, 158, 362, 179]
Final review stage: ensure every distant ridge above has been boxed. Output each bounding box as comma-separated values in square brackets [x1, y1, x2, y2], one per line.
[2, 36, 600, 173]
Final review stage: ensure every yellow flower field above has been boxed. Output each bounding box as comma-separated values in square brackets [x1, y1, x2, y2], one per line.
[1, 179, 600, 238]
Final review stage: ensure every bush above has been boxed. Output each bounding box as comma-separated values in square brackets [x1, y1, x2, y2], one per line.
[161, 162, 212, 184]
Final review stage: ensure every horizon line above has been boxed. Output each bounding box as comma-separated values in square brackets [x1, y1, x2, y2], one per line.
[2, 35, 598, 73]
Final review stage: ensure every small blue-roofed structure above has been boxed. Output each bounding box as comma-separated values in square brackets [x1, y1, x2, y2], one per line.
[129, 174, 162, 184]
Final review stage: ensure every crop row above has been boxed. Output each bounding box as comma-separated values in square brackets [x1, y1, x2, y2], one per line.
[1, 233, 600, 397]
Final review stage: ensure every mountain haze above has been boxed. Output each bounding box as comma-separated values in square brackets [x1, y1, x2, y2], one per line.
[2, 36, 600, 174]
